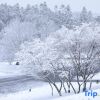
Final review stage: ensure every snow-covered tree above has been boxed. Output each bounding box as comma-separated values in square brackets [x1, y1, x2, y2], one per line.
[87, 11, 93, 22]
[57, 5, 73, 28]
[15, 23, 100, 94]
[95, 16, 100, 23]
[80, 7, 88, 23]
[0, 19, 37, 63]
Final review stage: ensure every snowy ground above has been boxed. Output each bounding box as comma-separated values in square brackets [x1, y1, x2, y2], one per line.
[0, 62, 23, 78]
[0, 62, 43, 95]
[0, 62, 100, 100]
[0, 82, 100, 100]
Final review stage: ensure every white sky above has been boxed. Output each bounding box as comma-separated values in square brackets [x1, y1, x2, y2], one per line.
[0, 0, 100, 13]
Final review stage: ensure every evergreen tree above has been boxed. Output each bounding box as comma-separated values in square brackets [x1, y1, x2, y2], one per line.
[80, 7, 88, 23]
[87, 11, 93, 22]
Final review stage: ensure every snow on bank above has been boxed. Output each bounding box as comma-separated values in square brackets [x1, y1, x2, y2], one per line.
[0, 82, 100, 100]
[0, 83, 53, 100]
[0, 62, 100, 100]
[51, 89, 100, 100]
[0, 62, 23, 78]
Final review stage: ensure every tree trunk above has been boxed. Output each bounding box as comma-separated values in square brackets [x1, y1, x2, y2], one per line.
[68, 84, 70, 93]
[89, 80, 92, 90]
[49, 82, 53, 96]
[66, 82, 70, 93]
[53, 83, 62, 96]
[77, 84, 81, 93]
[62, 82, 67, 93]
[83, 81, 87, 92]
[46, 77, 62, 96]
[69, 82, 76, 94]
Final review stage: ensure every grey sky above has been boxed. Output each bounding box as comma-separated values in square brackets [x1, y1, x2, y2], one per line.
[0, 0, 100, 13]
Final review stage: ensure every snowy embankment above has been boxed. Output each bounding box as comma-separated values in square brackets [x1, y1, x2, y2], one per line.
[0, 62, 23, 78]
[0, 73, 100, 100]
[0, 82, 100, 100]
[0, 62, 100, 100]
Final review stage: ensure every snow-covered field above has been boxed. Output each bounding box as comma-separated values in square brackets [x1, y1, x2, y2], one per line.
[0, 62, 23, 78]
[0, 82, 100, 100]
[0, 62, 100, 100]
